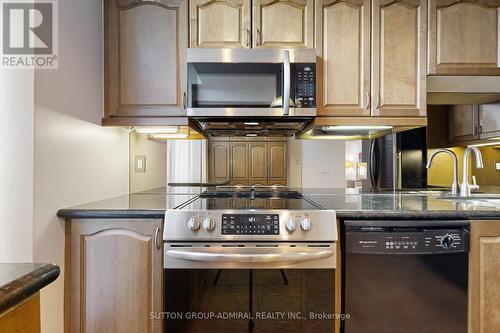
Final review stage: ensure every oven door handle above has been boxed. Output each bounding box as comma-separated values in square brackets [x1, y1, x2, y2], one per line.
[283, 50, 291, 116]
[166, 248, 334, 263]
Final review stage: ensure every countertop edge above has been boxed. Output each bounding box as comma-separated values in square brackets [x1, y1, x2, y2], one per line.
[57, 209, 165, 219]
[0, 263, 60, 314]
[57, 209, 500, 220]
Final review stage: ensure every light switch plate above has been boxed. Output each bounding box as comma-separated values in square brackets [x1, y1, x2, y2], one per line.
[495, 161, 500, 172]
[135, 155, 146, 173]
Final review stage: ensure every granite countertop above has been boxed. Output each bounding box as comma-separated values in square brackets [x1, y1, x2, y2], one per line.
[57, 187, 500, 220]
[0, 263, 60, 313]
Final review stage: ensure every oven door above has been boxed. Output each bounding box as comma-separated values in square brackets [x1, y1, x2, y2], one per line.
[164, 242, 336, 269]
[164, 242, 336, 333]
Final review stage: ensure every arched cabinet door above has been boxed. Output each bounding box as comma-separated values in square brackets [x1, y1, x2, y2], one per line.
[105, 0, 187, 117]
[252, 0, 314, 48]
[371, 0, 427, 117]
[315, 0, 371, 117]
[65, 219, 163, 333]
[190, 0, 251, 48]
[428, 0, 500, 75]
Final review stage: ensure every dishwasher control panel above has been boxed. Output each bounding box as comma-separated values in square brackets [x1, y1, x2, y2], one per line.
[346, 228, 469, 254]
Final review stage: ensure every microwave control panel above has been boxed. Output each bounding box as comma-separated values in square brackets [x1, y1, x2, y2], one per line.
[295, 64, 316, 108]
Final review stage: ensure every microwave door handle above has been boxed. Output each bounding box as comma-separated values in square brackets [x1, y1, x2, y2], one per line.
[166, 248, 334, 263]
[283, 50, 290, 116]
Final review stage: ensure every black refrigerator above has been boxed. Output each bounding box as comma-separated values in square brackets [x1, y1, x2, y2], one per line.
[362, 127, 428, 189]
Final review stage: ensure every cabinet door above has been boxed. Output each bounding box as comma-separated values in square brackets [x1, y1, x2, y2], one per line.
[449, 105, 479, 143]
[268, 142, 286, 181]
[372, 0, 426, 117]
[315, 0, 371, 117]
[105, 0, 187, 117]
[479, 103, 500, 139]
[252, 0, 314, 48]
[428, 0, 500, 75]
[249, 142, 267, 183]
[230, 142, 249, 182]
[65, 219, 163, 333]
[469, 221, 500, 333]
[190, 0, 251, 48]
[209, 141, 230, 182]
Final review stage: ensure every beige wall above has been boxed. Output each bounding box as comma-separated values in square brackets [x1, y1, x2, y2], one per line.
[130, 132, 167, 193]
[286, 137, 302, 187]
[288, 139, 347, 188]
[0, 69, 34, 262]
[34, 0, 129, 332]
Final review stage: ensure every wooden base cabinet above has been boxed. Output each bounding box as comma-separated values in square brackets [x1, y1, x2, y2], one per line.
[469, 221, 500, 333]
[65, 219, 163, 333]
[0, 294, 41, 333]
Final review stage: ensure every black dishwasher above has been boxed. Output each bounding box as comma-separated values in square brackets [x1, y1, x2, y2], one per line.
[342, 220, 469, 333]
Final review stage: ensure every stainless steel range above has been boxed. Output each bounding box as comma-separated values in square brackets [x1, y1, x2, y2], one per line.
[163, 188, 337, 269]
[163, 188, 337, 333]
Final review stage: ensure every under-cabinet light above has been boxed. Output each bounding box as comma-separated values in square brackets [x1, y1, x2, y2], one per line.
[135, 127, 178, 134]
[468, 141, 500, 148]
[244, 122, 259, 126]
[321, 125, 393, 131]
[150, 133, 189, 139]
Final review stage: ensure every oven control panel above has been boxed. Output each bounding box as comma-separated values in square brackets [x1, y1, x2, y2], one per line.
[222, 214, 279, 235]
[294, 64, 316, 108]
[164, 209, 337, 242]
[346, 229, 469, 254]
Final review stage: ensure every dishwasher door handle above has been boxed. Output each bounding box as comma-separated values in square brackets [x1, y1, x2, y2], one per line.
[167, 248, 334, 263]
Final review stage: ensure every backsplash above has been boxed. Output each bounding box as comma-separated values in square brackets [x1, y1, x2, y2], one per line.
[428, 147, 500, 186]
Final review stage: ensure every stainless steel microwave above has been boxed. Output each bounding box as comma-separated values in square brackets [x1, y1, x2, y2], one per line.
[186, 48, 317, 118]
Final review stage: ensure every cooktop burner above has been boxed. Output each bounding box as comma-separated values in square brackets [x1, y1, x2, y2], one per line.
[175, 189, 323, 210]
[200, 190, 303, 199]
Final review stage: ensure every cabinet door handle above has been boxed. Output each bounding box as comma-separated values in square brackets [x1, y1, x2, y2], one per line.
[246, 29, 250, 48]
[256, 28, 261, 46]
[374, 91, 380, 112]
[154, 227, 161, 250]
[473, 126, 478, 136]
[363, 90, 370, 112]
[183, 92, 186, 110]
[479, 110, 484, 134]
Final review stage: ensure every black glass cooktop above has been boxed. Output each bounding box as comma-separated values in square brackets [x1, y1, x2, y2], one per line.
[175, 189, 323, 210]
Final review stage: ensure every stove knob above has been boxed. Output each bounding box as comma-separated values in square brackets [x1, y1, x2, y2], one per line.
[300, 217, 312, 231]
[286, 218, 297, 232]
[440, 234, 454, 249]
[203, 217, 216, 231]
[187, 217, 201, 231]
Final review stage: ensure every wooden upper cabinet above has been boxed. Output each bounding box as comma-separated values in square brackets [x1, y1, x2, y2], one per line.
[249, 142, 267, 181]
[190, 0, 251, 48]
[449, 105, 479, 143]
[268, 142, 286, 181]
[230, 142, 249, 181]
[209, 141, 230, 181]
[428, 0, 500, 75]
[315, 0, 371, 117]
[371, 0, 426, 117]
[105, 0, 187, 117]
[252, 0, 314, 48]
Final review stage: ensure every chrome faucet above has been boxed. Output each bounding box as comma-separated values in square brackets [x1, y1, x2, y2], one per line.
[460, 146, 484, 197]
[426, 149, 459, 196]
